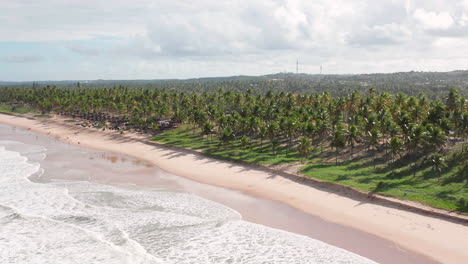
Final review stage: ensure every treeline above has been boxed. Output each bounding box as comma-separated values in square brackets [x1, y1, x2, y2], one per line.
[2, 70, 467, 98]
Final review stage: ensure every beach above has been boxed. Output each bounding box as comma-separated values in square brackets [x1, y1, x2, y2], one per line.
[1, 113, 467, 263]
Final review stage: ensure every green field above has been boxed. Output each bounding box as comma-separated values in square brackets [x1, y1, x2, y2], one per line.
[152, 125, 306, 165]
[301, 158, 467, 212]
[153, 125, 468, 213]
[0, 103, 35, 114]
[33, 114, 52, 118]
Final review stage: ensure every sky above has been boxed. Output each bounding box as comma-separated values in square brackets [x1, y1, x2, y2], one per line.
[1, 0, 468, 81]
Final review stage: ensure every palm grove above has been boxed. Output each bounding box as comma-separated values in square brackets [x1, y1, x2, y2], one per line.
[0, 85, 467, 211]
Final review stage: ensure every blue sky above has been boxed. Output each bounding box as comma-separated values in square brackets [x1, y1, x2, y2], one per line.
[1, 41, 79, 80]
[1, 0, 468, 81]
[0, 38, 122, 80]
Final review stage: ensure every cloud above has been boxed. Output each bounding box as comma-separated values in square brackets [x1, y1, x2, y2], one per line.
[1, 0, 468, 80]
[67, 43, 99, 56]
[346, 23, 412, 46]
[0, 55, 44, 63]
[143, 1, 312, 57]
[413, 9, 454, 29]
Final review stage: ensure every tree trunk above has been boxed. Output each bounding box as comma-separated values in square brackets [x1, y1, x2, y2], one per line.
[335, 148, 338, 165]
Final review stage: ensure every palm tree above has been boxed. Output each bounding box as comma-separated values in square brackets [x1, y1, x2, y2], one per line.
[406, 124, 427, 153]
[316, 119, 330, 153]
[297, 137, 312, 162]
[219, 127, 234, 145]
[389, 137, 404, 162]
[446, 88, 460, 113]
[240, 135, 250, 149]
[271, 139, 280, 156]
[331, 125, 346, 165]
[202, 122, 214, 141]
[427, 154, 447, 182]
[368, 128, 381, 151]
[267, 122, 280, 144]
[346, 125, 361, 158]
[284, 118, 298, 148]
[258, 125, 267, 147]
[426, 125, 447, 151]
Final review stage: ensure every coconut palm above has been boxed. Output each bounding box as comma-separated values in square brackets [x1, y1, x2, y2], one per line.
[202, 122, 214, 141]
[240, 135, 250, 149]
[427, 154, 447, 182]
[331, 124, 346, 165]
[346, 125, 361, 158]
[219, 127, 234, 145]
[389, 137, 404, 163]
[426, 125, 447, 151]
[297, 137, 312, 161]
[368, 128, 381, 151]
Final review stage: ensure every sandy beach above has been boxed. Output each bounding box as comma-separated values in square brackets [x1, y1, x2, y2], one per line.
[0, 123, 437, 264]
[1, 113, 467, 264]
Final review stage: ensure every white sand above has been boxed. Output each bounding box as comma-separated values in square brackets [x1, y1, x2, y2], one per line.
[1, 113, 467, 264]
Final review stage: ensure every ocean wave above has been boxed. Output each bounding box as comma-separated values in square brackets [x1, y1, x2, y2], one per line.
[0, 142, 375, 264]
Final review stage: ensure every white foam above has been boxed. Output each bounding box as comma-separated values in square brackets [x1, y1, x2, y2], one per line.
[0, 142, 376, 264]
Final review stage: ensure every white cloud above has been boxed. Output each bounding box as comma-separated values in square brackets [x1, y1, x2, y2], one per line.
[413, 9, 454, 29]
[1, 0, 468, 80]
[461, 0, 468, 10]
[461, 13, 468, 26]
[346, 23, 412, 46]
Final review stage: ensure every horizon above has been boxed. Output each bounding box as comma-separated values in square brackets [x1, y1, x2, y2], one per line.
[1, 69, 467, 83]
[1, 1, 468, 81]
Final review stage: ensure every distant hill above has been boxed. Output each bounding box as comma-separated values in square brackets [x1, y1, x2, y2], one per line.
[2, 70, 467, 98]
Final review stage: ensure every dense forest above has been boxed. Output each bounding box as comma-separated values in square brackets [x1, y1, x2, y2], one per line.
[1, 70, 468, 98]
[0, 81, 467, 212]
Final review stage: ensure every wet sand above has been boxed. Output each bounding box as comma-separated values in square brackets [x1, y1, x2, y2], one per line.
[0, 123, 441, 264]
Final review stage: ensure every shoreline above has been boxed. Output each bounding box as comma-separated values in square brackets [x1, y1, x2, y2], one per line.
[1, 123, 432, 264]
[151, 139, 468, 224]
[1, 113, 467, 263]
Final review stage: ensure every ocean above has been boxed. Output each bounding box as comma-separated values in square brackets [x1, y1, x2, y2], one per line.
[0, 128, 375, 263]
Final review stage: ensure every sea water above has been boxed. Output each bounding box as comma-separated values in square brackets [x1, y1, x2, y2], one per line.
[0, 140, 375, 264]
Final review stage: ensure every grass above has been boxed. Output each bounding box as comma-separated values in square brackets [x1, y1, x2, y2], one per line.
[301, 156, 467, 213]
[0, 103, 35, 114]
[152, 125, 304, 165]
[152, 125, 467, 213]
[33, 114, 52, 118]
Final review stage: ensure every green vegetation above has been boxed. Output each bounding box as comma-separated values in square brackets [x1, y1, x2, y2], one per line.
[300, 155, 467, 212]
[33, 114, 52, 118]
[0, 103, 34, 114]
[2, 70, 467, 98]
[0, 84, 466, 213]
[155, 125, 467, 213]
[153, 125, 305, 165]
